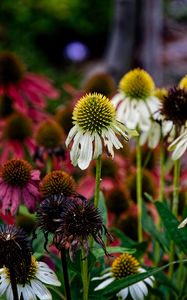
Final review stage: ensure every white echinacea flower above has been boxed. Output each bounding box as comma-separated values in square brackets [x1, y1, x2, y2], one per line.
[66, 93, 137, 170]
[92, 253, 154, 300]
[0, 256, 61, 300]
[111, 68, 160, 132]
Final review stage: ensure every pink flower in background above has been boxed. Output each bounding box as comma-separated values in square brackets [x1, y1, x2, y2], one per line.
[0, 52, 59, 122]
[0, 159, 40, 214]
[0, 113, 36, 162]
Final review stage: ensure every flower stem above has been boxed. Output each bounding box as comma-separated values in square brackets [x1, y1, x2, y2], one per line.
[9, 267, 19, 300]
[46, 156, 53, 173]
[81, 248, 89, 300]
[94, 156, 102, 209]
[154, 138, 165, 264]
[169, 159, 180, 278]
[136, 137, 143, 242]
[60, 249, 71, 300]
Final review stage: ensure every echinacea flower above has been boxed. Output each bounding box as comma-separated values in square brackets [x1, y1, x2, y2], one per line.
[0, 255, 61, 300]
[54, 198, 113, 260]
[34, 119, 66, 168]
[82, 72, 116, 98]
[111, 68, 159, 132]
[92, 253, 154, 300]
[0, 159, 40, 214]
[0, 51, 59, 122]
[39, 170, 76, 199]
[0, 112, 35, 162]
[66, 93, 136, 170]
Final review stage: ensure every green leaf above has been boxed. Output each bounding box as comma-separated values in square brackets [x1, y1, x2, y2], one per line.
[99, 259, 187, 296]
[142, 202, 169, 252]
[155, 201, 187, 254]
[92, 247, 135, 259]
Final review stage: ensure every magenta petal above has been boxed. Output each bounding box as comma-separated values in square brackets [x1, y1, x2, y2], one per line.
[23, 188, 37, 212]
[7, 85, 28, 113]
[10, 187, 20, 214]
[20, 81, 46, 108]
[11, 140, 24, 159]
[1, 186, 12, 214]
[26, 182, 40, 197]
[31, 170, 40, 181]
[0, 182, 9, 199]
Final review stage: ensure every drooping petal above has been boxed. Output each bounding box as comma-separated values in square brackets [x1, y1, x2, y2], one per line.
[65, 125, 78, 147]
[137, 281, 148, 297]
[93, 133, 103, 159]
[111, 93, 124, 107]
[20, 284, 37, 300]
[78, 133, 93, 170]
[31, 279, 52, 300]
[0, 279, 9, 296]
[36, 263, 61, 286]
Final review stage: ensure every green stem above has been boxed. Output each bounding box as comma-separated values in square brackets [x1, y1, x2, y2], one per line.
[94, 156, 102, 208]
[60, 249, 71, 300]
[81, 248, 89, 300]
[9, 267, 19, 300]
[136, 137, 143, 242]
[154, 138, 165, 264]
[46, 156, 53, 173]
[169, 159, 180, 278]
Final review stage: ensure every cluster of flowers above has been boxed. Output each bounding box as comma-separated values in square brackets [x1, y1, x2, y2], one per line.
[0, 49, 187, 300]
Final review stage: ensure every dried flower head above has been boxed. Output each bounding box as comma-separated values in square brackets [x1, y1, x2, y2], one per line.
[40, 170, 76, 198]
[0, 225, 32, 269]
[54, 199, 113, 260]
[161, 87, 187, 127]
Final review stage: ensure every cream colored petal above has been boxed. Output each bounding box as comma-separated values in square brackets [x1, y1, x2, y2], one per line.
[137, 281, 148, 296]
[36, 264, 61, 286]
[65, 125, 78, 147]
[129, 284, 144, 300]
[148, 122, 161, 149]
[93, 133, 103, 159]
[107, 128, 123, 149]
[70, 131, 82, 166]
[78, 133, 93, 170]
[116, 287, 128, 299]
[92, 272, 112, 281]
[31, 280, 52, 300]
[94, 277, 115, 291]
[111, 93, 124, 107]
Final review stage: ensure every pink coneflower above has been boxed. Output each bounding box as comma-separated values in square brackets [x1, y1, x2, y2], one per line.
[0, 112, 35, 162]
[0, 159, 40, 214]
[0, 51, 59, 122]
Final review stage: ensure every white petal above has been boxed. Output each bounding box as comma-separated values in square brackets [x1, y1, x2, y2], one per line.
[147, 96, 160, 114]
[162, 120, 173, 136]
[125, 100, 139, 130]
[148, 122, 161, 149]
[94, 277, 115, 291]
[111, 93, 124, 107]
[65, 125, 78, 147]
[102, 131, 114, 158]
[92, 272, 113, 281]
[116, 100, 129, 122]
[172, 141, 187, 160]
[168, 131, 187, 150]
[144, 277, 154, 287]
[178, 217, 187, 228]
[137, 281, 148, 296]
[129, 284, 144, 300]
[21, 284, 37, 300]
[36, 264, 61, 286]
[93, 133, 103, 159]
[116, 287, 128, 299]
[78, 133, 93, 170]
[31, 279, 52, 300]
[6, 284, 13, 300]
[107, 128, 123, 149]
[139, 131, 149, 146]
[0, 280, 9, 296]
[70, 131, 82, 166]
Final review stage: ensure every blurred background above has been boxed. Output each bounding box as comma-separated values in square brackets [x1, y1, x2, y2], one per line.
[0, 0, 187, 102]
